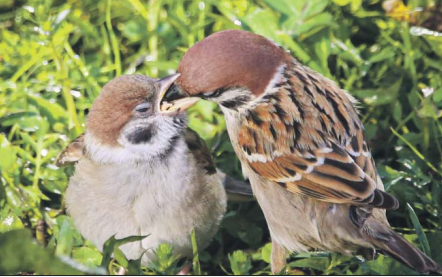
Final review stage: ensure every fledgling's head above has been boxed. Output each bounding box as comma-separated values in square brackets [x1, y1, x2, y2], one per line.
[85, 74, 198, 164]
[163, 30, 291, 110]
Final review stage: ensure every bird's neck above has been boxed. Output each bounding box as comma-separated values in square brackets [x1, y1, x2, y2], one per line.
[84, 131, 186, 166]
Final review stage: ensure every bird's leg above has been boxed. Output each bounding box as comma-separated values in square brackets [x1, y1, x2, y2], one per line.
[271, 239, 288, 274]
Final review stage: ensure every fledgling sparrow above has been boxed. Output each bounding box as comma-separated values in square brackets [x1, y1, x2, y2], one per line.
[161, 30, 442, 274]
[57, 74, 253, 267]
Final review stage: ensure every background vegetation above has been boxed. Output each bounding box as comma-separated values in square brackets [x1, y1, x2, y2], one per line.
[1, 0, 442, 274]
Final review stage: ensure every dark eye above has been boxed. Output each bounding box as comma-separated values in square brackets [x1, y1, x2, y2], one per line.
[135, 102, 151, 113]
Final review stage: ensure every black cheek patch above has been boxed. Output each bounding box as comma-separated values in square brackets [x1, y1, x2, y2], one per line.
[221, 95, 250, 110]
[127, 126, 156, 144]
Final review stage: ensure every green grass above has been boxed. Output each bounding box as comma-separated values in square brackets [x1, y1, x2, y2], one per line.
[1, 0, 442, 275]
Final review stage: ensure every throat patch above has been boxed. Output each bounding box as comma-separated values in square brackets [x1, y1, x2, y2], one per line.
[127, 126, 156, 144]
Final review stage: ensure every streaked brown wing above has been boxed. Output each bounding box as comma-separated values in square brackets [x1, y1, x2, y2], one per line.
[238, 66, 398, 209]
[56, 134, 85, 167]
[184, 128, 217, 175]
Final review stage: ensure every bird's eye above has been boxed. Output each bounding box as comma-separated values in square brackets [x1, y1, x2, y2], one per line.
[135, 102, 151, 113]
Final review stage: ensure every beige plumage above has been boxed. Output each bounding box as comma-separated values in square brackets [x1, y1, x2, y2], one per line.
[57, 132, 253, 202]
[162, 30, 441, 274]
[58, 74, 252, 267]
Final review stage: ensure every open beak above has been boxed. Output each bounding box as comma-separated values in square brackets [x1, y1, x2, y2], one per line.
[157, 73, 200, 113]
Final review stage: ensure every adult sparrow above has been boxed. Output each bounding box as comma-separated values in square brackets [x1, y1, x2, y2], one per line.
[161, 30, 442, 274]
[57, 74, 252, 267]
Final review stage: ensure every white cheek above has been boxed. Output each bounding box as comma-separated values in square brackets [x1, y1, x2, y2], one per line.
[263, 64, 285, 95]
[85, 133, 134, 164]
[216, 88, 250, 103]
[85, 116, 185, 164]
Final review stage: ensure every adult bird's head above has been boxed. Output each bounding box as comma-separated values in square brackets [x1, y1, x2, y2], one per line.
[85, 74, 198, 164]
[161, 30, 291, 111]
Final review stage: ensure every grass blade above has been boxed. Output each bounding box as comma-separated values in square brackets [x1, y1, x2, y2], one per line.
[106, 0, 121, 76]
[390, 127, 442, 177]
[406, 203, 431, 256]
[191, 229, 201, 275]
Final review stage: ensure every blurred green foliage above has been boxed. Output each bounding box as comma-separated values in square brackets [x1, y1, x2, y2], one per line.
[1, 0, 442, 274]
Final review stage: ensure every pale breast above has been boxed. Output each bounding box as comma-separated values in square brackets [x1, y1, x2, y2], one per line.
[65, 140, 226, 264]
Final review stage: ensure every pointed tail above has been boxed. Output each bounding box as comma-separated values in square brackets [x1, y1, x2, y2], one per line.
[217, 171, 254, 202]
[364, 219, 441, 274]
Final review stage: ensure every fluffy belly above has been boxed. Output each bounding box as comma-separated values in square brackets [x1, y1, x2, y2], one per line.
[65, 159, 226, 265]
[66, 182, 192, 263]
[247, 173, 371, 255]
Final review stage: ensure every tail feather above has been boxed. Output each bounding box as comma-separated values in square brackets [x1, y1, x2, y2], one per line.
[364, 220, 442, 274]
[217, 171, 254, 202]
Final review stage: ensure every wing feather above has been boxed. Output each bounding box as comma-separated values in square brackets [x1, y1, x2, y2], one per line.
[183, 128, 217, 175]
[56, 134, 85, 167]
[238, 66, 398, 209]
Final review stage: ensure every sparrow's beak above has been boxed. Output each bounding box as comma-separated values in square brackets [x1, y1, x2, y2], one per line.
[158, 73, 180, 102]
[158, 73, 200, 113]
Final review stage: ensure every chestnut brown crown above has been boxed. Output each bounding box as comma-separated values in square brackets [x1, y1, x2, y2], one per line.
[87, 75, 157, 145]
[177, 30, 291, 97]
